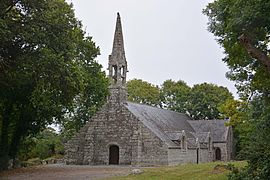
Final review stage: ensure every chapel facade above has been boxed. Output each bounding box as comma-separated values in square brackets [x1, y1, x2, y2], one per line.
[64, 13, 233, 166]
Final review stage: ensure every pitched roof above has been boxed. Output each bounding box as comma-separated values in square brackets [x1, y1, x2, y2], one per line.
[188, 120, 229, 142]
[125, 102, 195, 147]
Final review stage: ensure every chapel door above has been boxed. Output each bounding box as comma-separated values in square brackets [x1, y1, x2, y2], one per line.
[109, 145, 119, 165]
[215, 147, 221, 161]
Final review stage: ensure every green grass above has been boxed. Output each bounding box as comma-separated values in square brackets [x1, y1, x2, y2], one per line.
[107, 161, 247, 180]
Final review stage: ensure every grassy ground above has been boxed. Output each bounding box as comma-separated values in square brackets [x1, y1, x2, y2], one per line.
[106, 161, 247, 180]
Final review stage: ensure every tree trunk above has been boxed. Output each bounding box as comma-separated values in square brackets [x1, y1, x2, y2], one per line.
[238, 34, 270, 73]
[9, 106, 30, 160]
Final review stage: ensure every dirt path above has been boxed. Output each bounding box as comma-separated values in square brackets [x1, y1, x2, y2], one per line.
[0, 164, 132, 180]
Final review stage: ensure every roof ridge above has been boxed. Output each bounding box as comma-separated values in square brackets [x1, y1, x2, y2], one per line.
[127, 101, 190, 118]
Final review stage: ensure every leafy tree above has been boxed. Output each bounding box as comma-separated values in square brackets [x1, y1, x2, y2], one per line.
[160, 79, 191, 113]
[188, 83, 233, 120]
[127, 79, 161, 107]
[19, 128, 64, 160]
[0, 0, 108, 170]
[227, 96, 270, 180]
[204, 0, 270, 178]
[203, 0, 270, 98]
[218, 99, 251, 159]
[127, 79, 233, 120]
[61, 63, 109, 134]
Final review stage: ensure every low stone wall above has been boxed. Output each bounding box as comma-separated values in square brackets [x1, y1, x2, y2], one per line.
[168, 148, 211, 165]
[168, 148, 198, 165]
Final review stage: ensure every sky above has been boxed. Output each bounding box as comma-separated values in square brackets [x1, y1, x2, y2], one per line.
[66, 0, 238, 97]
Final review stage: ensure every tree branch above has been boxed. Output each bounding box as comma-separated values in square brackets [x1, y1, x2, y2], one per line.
[1, 0, 19, 19]
[238, 34, 270, 73]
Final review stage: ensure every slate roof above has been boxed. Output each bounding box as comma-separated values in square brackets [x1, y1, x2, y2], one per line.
[188, 120, 229, 142]
[125, 102, 228, 147]
[125, 102, 195, 147]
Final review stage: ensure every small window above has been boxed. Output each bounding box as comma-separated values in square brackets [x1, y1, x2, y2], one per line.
[121, 66, 125, 76]
[112, 65, 117, 83]
[113, 65, 117, 76]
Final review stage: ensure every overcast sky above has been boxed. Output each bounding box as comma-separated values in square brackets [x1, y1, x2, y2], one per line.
[66, 0, 237, 97]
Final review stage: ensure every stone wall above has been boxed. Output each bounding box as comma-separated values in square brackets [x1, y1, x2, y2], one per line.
[81, 103, 138, 165]
[137, 121, 168, 166]
[64, 125, 88, 165]
[65, 103, 169, 166]
[199, 148, 212, 163]
[168, 148, 191, 165]
[168, 147, 211, 165]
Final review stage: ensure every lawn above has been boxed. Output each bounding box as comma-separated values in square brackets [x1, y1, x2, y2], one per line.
[106, 161, 247, 180]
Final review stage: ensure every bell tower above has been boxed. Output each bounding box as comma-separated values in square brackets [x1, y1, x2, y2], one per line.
[108, 13, 128, 104]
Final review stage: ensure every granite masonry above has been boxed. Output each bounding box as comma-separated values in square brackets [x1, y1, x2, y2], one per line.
[64, 13, 234, 166]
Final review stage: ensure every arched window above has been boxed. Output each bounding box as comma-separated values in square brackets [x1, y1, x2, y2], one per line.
[109, 145, 119, 165]
[121, 66, 125, 76]
[112, 65, 117, 83]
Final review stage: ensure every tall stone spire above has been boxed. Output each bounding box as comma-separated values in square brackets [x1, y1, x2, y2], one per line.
[111, 13, 125, 58]
[108, 13, 128, 104]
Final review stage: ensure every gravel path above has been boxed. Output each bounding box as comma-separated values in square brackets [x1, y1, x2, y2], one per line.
[0, 164, 132, 180]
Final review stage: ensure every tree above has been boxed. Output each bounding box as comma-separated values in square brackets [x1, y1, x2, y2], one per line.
[127, 79, 233, 120]
[160, 79, 191, 113]
[218, 99, 251, 159]
[203, 0, 270, 98]
[188, 83, 233, 120]
[18, 128, 64, 161]
[0, 0, 108, 170]
[204, 0, 270, 178]
[127, 79, 161, 107]
[61, 62, 109, 134]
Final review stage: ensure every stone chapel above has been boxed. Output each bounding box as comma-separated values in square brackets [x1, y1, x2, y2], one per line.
[64, 13, 234, 166]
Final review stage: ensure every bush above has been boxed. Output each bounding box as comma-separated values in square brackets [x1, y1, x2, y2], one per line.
[18, 128, 64, 161]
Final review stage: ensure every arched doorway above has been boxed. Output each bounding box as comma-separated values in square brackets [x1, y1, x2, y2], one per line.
[215, 147, 221, 161]
[109, 145, 119, 165]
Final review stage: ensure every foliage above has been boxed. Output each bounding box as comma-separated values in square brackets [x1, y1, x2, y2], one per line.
[107, 161, 247, 180]
[127, 79, 233, 120]
[218, 99, 252, 159]
[203, 0, 270, 99]
[160, 79, 190, 113]
[18, 128, 64, 160]
[0, 0, 108, 170]
[127, 79, 161, 107]
[61, 62, 109, 134]
[226, 96, 270, 180]
[204, 0, 270, 178]
[188, 83, 233, 120]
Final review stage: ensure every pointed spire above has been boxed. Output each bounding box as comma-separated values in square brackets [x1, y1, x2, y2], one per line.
[111, 12, 125, 58]
[107, 13, 128, 105]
